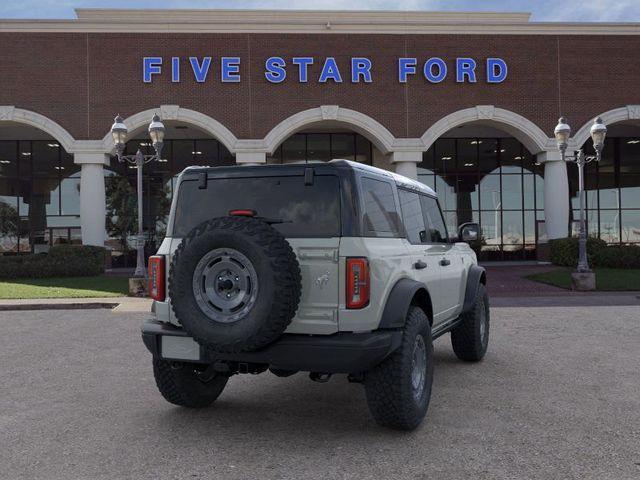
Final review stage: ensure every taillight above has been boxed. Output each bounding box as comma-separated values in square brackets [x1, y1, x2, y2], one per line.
[148, 256, 165, 301]
[229, 209, 256, 217]
[346, 257, 370, 309]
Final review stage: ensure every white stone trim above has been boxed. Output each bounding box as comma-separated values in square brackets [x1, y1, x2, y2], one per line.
[535, 151, 563, 163]
[542, 158, 570, 239]
[571, 105, 640, 148]
[100, 105, 239, 155]
[263, 106, 396, 155]
[236, 151, 266, 164]
[421, 105, 553, 154]
[2, 10, 640, 35]
[0, 106, 76, 153]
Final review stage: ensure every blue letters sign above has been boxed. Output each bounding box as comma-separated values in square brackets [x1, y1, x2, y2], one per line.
[143, 56, 508, 84]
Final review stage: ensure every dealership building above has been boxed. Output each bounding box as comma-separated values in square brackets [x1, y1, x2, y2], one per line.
[0, 9, 639, 264]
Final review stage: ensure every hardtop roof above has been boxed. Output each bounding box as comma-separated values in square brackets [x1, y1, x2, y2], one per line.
[182, 159, 437, 197]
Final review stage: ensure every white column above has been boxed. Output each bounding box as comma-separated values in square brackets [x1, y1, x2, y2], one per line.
[538, 151, 569, 239]
[75, 152, 109, 246]
[391, 151, 422, 180]
[236, 151, 266, 166]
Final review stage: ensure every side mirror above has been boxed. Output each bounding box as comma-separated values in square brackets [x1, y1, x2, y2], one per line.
[458, 222, 480, 243]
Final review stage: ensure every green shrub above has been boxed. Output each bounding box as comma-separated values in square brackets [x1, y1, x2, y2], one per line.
[593, 245, 640, 269]
[550, 237, 640, 269]
[0, 245, 106, 279]
[549, 237, 607, 267]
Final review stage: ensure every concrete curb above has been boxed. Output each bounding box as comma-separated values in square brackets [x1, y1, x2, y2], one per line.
[0, 296, 152, 313]
[0, 302, 119, 311]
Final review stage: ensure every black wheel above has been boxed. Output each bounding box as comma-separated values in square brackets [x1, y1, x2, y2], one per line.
[153, 358, 228, 408]
[364, 307, 434, 431]
[451, 283, 490, 362]
[169, 216, 301, 353]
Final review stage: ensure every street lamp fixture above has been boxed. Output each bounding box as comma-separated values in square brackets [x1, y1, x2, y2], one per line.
[110, 113, 166, 278]
[553, 116, 607, 277]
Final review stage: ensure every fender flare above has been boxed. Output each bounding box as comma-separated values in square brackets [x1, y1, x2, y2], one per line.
[378, 278, 431, 329]
[461, 265, 487, 314]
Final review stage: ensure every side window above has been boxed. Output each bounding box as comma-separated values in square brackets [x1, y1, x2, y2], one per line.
[398, 189, 427, 244]
[420, 195, 449, 243]
[361, 177, 401, 237]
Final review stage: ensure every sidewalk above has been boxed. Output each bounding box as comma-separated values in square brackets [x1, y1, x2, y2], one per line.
[0, 296, 152, 313]
[483, 265, 567, 297]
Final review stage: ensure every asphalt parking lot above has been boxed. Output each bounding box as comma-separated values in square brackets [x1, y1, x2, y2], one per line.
[1, 305, 639, 480]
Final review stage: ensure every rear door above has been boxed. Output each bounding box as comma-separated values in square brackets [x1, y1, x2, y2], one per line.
[420, 195, 462, 320]
[397, 189, 446, 322]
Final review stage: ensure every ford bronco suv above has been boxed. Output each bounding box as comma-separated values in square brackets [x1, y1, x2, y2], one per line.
[142, 159, 489, 430]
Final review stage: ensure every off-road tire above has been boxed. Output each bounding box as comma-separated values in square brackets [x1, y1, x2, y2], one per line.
[170, 216, 301, 353]
[153, 358, 228, 408]
[364, 307, 433, 431]
[451, 283, 489, 362]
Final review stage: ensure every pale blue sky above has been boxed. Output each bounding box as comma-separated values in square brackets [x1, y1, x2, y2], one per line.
[1, 0, 639, 22]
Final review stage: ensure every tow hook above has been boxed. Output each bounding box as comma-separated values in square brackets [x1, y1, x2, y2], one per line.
[309, 372, 332, 383]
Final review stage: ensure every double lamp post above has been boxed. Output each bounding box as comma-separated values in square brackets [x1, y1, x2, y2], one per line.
[553, 116, 607, 285]
[110, 114, 166, 278]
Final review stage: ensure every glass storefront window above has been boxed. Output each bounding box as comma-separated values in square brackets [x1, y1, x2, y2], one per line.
[524, 211, 536, 245]
[436, 175, 456, 211]
[331, 133, 356, 161]
[568, 136, 640, 243]
[500, 138, 522, 174]
[270, 132, 373, 165]
[0, 141, 18, 177]
[502, 175, 523, 210]
[502, 211, 524, 249]
[478, 139, 499, 174]
[599, 210, 620, 243]
[435, 139, 455, 174]
[307, 134, 331, 162]
[456, 138, 477, 172]
[420, 136, 545, 260]
[479, 175, 501, 211]
[523, 174, 536, 210]
[455, 175, 479, 211]
[355, 134, 372, 164]
[621, 210, 640, 243]
[282, 134, 306, 163]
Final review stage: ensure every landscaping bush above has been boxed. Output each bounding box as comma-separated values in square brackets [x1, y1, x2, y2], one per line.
[550, 237, 640, 269]
[549, 237, 607, 267]
[0, 245, 106, 279]
[593, 245, 640, 269]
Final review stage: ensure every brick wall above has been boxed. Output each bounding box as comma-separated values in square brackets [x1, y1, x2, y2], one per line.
[1, 32, 639, 142]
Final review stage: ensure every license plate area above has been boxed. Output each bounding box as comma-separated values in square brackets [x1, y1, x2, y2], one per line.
[161, 336, 201, 361]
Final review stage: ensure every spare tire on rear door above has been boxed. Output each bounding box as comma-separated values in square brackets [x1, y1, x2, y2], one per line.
[169, 216, 301, 353]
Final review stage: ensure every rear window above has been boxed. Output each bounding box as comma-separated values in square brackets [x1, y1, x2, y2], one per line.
[172, 175, 341, 238]
[361, 177, 402, 237]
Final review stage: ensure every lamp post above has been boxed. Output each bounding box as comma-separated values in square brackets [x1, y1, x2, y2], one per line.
[553, 116, 607, 278]
[110, 114, 166, 278]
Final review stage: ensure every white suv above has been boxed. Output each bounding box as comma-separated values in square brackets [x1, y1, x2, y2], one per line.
[143, 159, 489, 430]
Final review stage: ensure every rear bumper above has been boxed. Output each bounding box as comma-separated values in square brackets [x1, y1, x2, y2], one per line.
[141, 320, 402, 374]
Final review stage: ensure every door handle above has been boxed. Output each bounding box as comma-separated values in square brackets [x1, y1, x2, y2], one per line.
[439, 258, 451, 267]
[414, 260, 428, 270]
